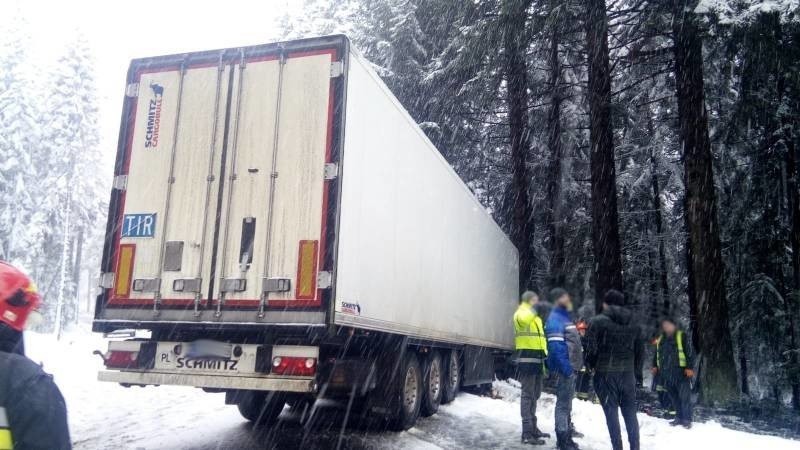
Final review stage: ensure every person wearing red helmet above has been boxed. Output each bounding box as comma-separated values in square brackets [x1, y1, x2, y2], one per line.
[0, 261, 71, 450]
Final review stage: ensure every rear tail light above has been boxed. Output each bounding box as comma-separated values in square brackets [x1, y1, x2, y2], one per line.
[272, 356, 317, 376]
[105, 350, 139, 369]
[103, 341, 156, 370]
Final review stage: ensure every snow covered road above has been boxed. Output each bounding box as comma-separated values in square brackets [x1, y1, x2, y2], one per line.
[24, 330, 800, 450]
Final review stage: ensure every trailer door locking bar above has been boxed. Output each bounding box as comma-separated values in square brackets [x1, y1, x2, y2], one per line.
[173, 278, 202, 293]
[132, 278, 161, 293]
[262, 278, 291, 293]
[220, 278, 247, 293]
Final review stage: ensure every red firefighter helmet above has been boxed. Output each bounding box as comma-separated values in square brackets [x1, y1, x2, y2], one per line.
[0, 261, 42, 331]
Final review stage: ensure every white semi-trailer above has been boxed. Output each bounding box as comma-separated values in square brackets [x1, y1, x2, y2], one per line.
[94, 35, 518, 430]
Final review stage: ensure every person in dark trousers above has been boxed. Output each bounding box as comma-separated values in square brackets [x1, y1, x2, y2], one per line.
[513, 291, 550, 445]
[0, 261, 71, 450]
[649, 336, 675, 417]
[574, 320, 593, 402]
[545, 288, 583, 450]
[585, 289, 643, 450]
[651, 317, 695, 428]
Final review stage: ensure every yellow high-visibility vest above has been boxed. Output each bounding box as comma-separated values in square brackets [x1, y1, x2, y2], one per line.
[513, 304, 547, 354]
[655, 330, 687, 368]
[0, 407, 13, 450]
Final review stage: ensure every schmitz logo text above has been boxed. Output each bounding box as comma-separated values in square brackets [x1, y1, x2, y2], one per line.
[175, 357, 239, 371]
[145, 83, 164, 148]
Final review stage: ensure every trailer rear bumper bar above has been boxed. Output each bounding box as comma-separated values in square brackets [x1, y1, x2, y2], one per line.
[98, 370, 316, 393]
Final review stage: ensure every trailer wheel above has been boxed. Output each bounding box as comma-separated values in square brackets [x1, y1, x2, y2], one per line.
[236, 390, 286, 427]
[391, 352, 422, 431]
[421, 351, 443, 416]
[441, 350, 460, 404]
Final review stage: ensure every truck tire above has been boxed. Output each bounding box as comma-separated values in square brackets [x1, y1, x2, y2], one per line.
[441, 350, 460, 404]
[421, 351, 443, 416]
[391, 352, 422, 431]
[236, 391, 286, 427]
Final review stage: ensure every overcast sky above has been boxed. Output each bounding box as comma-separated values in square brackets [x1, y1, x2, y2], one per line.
[9, 0, 305, 167]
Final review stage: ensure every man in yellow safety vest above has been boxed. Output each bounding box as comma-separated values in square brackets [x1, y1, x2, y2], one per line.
[513, 291, 549, 445]
[651, 317, 695, 428]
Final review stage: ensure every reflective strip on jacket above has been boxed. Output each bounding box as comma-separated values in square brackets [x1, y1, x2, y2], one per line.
[545, 306, 583, 377]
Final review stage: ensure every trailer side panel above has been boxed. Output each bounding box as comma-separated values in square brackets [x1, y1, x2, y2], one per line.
[333, 52, 518, 350]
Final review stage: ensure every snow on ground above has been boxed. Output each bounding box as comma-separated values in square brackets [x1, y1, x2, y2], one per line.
[23, 328, 800, 450]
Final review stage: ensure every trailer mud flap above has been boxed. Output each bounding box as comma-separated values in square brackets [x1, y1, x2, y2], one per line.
[462, 346, 494, 387]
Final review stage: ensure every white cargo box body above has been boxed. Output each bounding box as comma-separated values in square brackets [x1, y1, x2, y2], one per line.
[95, 36, 517, 351]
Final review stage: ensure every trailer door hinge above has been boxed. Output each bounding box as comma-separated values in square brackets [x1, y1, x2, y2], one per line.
[323, 163, 339, 180]
[329, 61, 344, 78]
[99, 272, 115, 289]
[317, 271, 333, 289]
[112, 175, 128, 190]
[125, 83, 139, 98]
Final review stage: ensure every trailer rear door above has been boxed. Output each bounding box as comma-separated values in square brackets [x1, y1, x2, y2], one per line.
[103, 46, 338, 320]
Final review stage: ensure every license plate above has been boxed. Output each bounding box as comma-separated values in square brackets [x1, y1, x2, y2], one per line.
[153, 341, 258, 375]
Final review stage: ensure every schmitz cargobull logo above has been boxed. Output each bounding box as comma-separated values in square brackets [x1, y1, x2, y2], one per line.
[144, 83, 163, 148]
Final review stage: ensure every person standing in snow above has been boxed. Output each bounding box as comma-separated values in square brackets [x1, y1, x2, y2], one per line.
[513, 291, 550, 445]
[574, 319, 593, 401]
[545, 288, 583, 450]
[0, 261, 71, 450]
[651, 317, 695, 428]
[585, 289, 643, 450]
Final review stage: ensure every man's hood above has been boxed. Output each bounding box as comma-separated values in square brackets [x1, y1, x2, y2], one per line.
[604, 305, 633, 325]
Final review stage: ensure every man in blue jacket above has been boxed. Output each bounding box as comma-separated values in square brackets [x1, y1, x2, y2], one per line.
[546, 288, 583, 450]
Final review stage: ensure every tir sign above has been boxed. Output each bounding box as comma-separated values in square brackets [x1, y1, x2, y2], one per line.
[122, 213, 157, 238]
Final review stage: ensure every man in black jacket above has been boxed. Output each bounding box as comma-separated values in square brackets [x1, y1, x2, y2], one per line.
[0, 261, 71, 450]
[585, 290, 643, 450]
[651, 317, 694, 428]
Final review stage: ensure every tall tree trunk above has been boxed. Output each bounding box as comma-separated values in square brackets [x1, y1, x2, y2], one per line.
[769, 13, 800, 409]
[54, 193, 72, 340]
[783, 86, 800, 411]
[503, 0, 535, 292]
[586, 0, 624, 312]
[72, 228, 84, 325]
[734, 242, 749, 395]
[671, 0, 738, 404]
[546, 1, 565, 289]
[649, 145, 671, 317]
[647, 248, 660, 329]
[788, 141, 800, 410]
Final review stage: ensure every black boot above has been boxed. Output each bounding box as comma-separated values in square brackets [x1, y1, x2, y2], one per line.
[532, 417, 550, 439]
[570, 428, 584, 439]
[556, 432, 579, 450]
[669, 419, 682, 427]
[533, 427, 550, 439]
